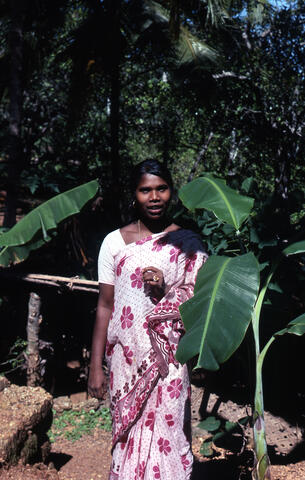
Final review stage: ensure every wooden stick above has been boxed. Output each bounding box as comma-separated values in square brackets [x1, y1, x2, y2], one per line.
[0, 272, 99, 293]
[26, 274, 98, 286]
[27, 292, 42, 387]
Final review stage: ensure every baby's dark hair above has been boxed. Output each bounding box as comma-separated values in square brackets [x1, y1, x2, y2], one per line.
[130, 159, 173, 193]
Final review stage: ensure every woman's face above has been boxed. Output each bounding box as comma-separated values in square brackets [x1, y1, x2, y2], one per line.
[135, 173, 172, 220]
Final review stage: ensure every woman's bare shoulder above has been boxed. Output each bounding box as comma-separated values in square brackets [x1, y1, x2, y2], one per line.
[120, 222, 138, 244]
[165, 222, 182, 233]
[120, 223, 138, 233]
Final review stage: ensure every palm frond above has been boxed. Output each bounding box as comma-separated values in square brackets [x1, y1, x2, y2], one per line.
[206, 0, 231, 26]
[146, 1, 218, 65]
[178, 25, 218, 64]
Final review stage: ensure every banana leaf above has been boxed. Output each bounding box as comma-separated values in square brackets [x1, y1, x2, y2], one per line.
[258, 313, 305, 367]
[283, 241, 305, 256]
[0, 180, 99, 267]
[179, 176, 254, 230]
[176, 253, 260, 370]
[0, 180, 98, 247]
[274, 313, 305, 337]
[0, 238, 47, 267]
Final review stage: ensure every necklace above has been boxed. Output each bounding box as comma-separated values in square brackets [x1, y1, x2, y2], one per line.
[137, 219, 160, 283]
[137, 219, 141, 242]
[137, 218, 169, 241]
[137, 219, 151, 242]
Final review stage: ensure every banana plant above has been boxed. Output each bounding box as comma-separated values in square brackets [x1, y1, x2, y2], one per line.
[176, 175, 305, 480]
[0, 179, 99, 267]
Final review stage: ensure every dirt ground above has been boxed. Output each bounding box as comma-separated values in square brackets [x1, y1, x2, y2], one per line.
[1, 387, 305, 480]
[1, 428, 305, 480]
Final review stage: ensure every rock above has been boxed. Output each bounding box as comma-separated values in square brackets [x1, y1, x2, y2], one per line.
[53, 392, 110, 415]
[0, 377, 10, 393]
[70, 391, 110, 412]
[70, 391, 87, 405]
[74, 397, 100, 413]
[66, 360, 81, 369]
[52, 396, 72, 414]
[0, 384, 52, 466]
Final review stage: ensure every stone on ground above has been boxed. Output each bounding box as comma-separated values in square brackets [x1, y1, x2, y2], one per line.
[0, 382, 52, 466]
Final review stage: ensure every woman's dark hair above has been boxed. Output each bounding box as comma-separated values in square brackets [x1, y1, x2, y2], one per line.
[130, 159, 173, 193]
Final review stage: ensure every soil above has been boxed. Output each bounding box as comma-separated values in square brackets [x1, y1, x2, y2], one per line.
[1, 428, 305, 480]
[1, 387, 305, 480]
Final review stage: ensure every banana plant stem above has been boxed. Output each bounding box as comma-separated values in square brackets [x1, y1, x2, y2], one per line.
[251, 261, 278, 480]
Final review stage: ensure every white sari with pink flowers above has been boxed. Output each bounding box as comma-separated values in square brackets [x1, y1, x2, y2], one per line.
[104, 229, 207, 480]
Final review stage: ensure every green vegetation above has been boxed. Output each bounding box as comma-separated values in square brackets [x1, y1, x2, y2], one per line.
[198, 415, 249, 457]
[176, 176, 305, 480]
[48, 408, 112, 443]
[0, 180, 99, 266]
[1, 1, 304, 228]
[0, 337, 27, 376]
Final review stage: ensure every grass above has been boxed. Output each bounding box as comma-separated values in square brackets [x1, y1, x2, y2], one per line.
[48, 407, 112, 443]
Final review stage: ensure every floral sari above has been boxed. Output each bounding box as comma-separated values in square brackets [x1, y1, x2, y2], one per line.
[105, 229, 207, 479]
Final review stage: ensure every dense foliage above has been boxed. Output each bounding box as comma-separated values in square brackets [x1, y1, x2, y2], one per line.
[0, 3, 304, 452]
[1, 1, 304, 221]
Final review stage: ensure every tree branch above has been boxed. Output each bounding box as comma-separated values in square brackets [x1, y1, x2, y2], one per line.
[212, 71, 249, 80]
[187, 132, 214, 182]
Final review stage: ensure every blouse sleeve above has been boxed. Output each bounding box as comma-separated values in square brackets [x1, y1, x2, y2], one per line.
[98, 234, 115, 285]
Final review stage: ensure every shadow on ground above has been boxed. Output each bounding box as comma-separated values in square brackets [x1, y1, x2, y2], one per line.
[47, 452, 72, 470]
[192, 454, 252, 480]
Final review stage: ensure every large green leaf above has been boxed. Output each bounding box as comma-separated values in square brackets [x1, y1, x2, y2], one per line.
[0, 180, 99, 247]
[283, 241, 305, 256]
[0, 238, 48, 267]
[0, 180, 99, 267]
[179, 176, 254, 230]
[176, 253, 260, 370]
[274, 313, 305, 337]
[259, 313, 305, 366]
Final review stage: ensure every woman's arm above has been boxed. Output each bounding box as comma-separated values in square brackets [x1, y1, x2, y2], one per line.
[88, 283, 114, 399]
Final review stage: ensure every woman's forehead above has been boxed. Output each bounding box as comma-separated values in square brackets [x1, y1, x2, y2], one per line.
[136, 173, 169, 188]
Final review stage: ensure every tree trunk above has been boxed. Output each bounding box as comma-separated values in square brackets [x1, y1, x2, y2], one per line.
[188, 132, 214, 182]
[109, 0, 121, 223]
[162, 118, 170, 167]
[3, 0, 24, 228]
[26, 292, 42, 387]
[273, 141, 293, 239]
[274, 144, 291, 202]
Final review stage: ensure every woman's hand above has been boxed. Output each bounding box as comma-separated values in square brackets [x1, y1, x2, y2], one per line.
[142, 266, 166, 301]
[88, 364, 107, 399]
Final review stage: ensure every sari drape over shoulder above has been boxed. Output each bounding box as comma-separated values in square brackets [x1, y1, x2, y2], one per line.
[104, 229, 207, 480]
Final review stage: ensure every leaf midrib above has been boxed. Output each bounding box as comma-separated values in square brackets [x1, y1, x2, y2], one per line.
[198, 257, 231, 360]
[204, 177, 238, 229]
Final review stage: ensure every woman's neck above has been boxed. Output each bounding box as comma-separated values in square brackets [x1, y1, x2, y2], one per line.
[138, 217, 176, 235]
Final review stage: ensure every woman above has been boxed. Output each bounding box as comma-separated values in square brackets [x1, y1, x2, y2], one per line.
[88, 159, 207, 479]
